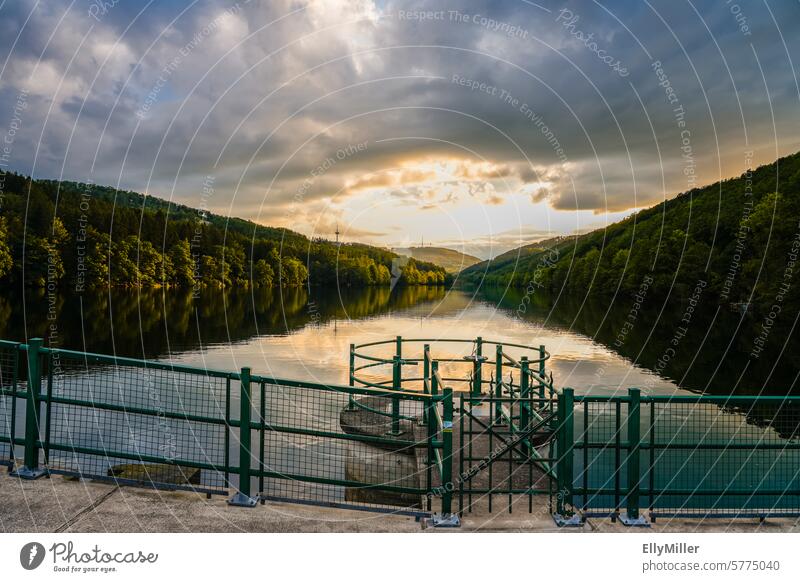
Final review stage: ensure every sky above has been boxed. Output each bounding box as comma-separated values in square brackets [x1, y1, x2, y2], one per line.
[1, 0, 799, 259]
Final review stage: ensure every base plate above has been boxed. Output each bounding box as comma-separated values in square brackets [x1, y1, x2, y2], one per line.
[10, 466, 47, 480]
[619, 512, 650, 527]
[552, 513, 583, 527]
[227, 492, 258, 507]
[428, 513, 461, 528]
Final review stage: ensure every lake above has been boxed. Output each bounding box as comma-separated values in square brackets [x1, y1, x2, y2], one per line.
[3, 284, 797, 397]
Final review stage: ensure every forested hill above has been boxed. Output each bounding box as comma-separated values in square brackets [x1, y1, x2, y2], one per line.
[461, 151, 800, 310]
[0, 172, 447, 289]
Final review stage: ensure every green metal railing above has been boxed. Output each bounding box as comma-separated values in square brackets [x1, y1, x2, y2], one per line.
[9, 334, 796, 525]
[0, 338, 455, 518]
[351, 337, 558, 516]
[554, 388, 800, 523]
[350, 336, 554, 414]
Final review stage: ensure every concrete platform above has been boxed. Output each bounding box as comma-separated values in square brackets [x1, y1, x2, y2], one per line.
[1, 470, 799, 532]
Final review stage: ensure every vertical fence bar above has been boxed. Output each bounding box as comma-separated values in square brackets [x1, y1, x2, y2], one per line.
[614, 400, 621, 517]
[259, 380, 265, 503]
[473, 337, 483, 396]
[495, 344, 503, 422]
[44, 351, 53, 465]
[348, 343, 355, 410]
[649, 400, 655, 518]
[228, 367, 256, 507]
[422, 344, 431, 425]
[395, 335, 402, 384]
[621, 388, 645, 525]
[538, 345, 546, 402]
[441, 387, 454, 516]
[555, 388, 574, 518]
[423, 344, 430, 392]
[224, 376, 231, 488]
[13, 338, 46, 479]
[425, 390, 434, 512]
[520, 357, 530, 456]
[389, 356, 402, 435]
[582, 400, 589, 513]
[8, 345, 19, 465]
[458, 391, 464, 515]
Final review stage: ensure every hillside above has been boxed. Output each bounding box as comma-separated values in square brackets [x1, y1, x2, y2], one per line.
[393, 246, 481, 273]
[0, 172, 447, 289]
[461, 150, 800, 310]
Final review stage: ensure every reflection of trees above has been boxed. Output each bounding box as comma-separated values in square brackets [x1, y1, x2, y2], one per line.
[479, 287, 800, 437]
[0, 296, 10, 332]
[0, 285, 447, 359]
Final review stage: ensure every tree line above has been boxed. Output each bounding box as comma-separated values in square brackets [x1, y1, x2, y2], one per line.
[461, 150, 800, 312]
[0, 172, 447, 290]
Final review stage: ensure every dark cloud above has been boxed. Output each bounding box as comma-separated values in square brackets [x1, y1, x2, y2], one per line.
[1, 0, 798, 251]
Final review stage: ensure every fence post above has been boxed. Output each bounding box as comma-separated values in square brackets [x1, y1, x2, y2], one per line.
[228, 367, 257, 507]
[520, 357, 530, 456]
[553, 387, 578, 525]
[388, 355, 402, 435]
[621, 388, 647, 526]
[472, 336, 483, 396]
[13, 338, 46, 479]
[538, 345, 546, 401]
[423, 344, 430, 393]
[395, 335, 402, 385]
[348, 343, 355, 410]
[431, 387, 459, 527]
[422, 344, 431, 425]
[494, 344, 503, 422]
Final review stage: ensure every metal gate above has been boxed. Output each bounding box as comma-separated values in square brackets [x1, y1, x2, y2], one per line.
[457, 349, 558, 514]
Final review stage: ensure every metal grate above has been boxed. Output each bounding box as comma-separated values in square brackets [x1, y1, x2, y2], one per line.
[45, 350, 231, 494]
[0, 342, 22, 465]
[574, 398, 627, 516]
[566, 393, 800, 520]
[457, 390, 556, 515]
[647, 398, 800, 517]
[254, 378, 429, 514]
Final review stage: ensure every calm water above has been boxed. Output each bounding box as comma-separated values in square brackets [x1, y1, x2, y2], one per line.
[4, 284, 798, 397]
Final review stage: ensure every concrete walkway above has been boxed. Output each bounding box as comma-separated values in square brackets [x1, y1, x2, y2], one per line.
[3, 471, 799, 532]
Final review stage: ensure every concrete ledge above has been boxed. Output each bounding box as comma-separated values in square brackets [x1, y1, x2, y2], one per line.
[2, 469, 798, 532]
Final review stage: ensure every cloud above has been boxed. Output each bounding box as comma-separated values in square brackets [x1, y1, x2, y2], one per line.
[0, 0, 798, 248]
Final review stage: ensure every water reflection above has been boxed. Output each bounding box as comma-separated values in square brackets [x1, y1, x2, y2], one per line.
[0, 285, 449, 358]
[477, 287, 800, 438]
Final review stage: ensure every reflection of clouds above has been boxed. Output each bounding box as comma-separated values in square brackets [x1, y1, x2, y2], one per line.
[172, 289, 678, 397]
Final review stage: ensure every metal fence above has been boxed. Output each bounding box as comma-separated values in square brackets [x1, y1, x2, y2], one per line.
[9, 334, 799, 526]
[0, 340, 23, 467]
[554, 388, 800, 524]
[2, 338, 455, 519]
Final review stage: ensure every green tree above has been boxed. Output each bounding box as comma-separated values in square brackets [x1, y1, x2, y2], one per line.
[253, 259, 274, 287]
[0, 216, 12, 279]
[169, 240, 196, 287]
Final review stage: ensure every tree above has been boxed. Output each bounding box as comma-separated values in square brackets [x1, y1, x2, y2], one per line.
[0, 216, 12, 279]
[169, 239, 195, 287]
[252, 259, 274, 287]
[280, 256, 308, 285]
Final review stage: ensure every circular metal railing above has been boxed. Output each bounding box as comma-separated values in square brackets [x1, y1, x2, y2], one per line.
[348, 337, 555, 422]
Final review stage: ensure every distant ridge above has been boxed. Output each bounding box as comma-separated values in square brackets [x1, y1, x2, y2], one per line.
[394, 246, 481, 273]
